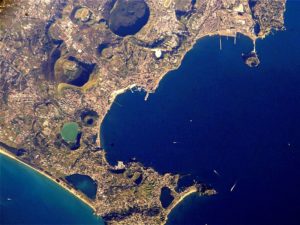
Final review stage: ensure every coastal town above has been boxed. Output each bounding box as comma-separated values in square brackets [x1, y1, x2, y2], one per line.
[0, 0, 286, 224]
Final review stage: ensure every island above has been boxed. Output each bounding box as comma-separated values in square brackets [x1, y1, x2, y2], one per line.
[0, 0, 286, 224]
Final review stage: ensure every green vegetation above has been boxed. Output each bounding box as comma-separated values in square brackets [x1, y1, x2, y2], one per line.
[60, 122, 80, 144]
[137, 181, 155, 198]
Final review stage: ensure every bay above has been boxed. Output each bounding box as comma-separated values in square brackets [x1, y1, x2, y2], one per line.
[101, 1, 300, 224]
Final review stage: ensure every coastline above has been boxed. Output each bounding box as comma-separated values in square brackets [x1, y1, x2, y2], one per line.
[96, 84, 138, 146]
[93, 31, 257, 223]
[0, 19, 284, 225]
[162, 186, 198, 225]
[94, 30, 259, 224]
[0, 147, 96, 212]
[147, 31, 257, 100]
[96, 32, 257, 147]
[0, 33, 260, 225]
[1, 146, 201, 225]
[95, 24, 270, 150]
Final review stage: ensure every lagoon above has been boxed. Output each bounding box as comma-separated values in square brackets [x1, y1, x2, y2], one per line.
[0, 155, 104, 225]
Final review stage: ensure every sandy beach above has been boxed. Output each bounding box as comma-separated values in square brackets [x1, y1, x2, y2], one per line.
[0, 147, 95, 211]
[161, 186, 198, 225]
[1, 146, 201, 225]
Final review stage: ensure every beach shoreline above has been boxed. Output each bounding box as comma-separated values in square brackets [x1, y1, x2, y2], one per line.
[161, 186, 198, 225]
[0, 147, 96, 212]
[0, 31, 258, 225]
[0, 146, 203, 225]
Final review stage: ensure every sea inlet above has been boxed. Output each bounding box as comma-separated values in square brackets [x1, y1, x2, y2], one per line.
[101, 1, 300, 224]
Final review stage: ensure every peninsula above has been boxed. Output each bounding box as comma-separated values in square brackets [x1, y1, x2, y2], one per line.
[0, 0, 286, 224]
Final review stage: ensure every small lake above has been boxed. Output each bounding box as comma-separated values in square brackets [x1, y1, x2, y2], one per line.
[65, 174, 98, 200]
[0, 155, 104, 225]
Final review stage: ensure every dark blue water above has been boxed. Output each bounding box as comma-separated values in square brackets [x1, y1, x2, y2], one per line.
[66, 174, 98, 200]
[102, 2, 300, 224]
[0, 155, 104, 225]
[160, 187, 175, 209]
[109, 0, 150, 37]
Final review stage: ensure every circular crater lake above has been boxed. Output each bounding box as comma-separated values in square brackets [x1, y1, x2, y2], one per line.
[108, 0, 150, 37]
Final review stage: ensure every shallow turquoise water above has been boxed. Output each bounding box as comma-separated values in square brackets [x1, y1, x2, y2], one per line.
[0, 155, 104, 225]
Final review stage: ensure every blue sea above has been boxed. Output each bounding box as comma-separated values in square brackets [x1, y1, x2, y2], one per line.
[101, 2, 300, 225]
[1, 1, 300, 225]
[0, 155, 104, 225]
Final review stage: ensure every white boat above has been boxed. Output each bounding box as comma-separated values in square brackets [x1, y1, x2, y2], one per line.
[230, 181, 238, 192]
[213, 169, 220, 176]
